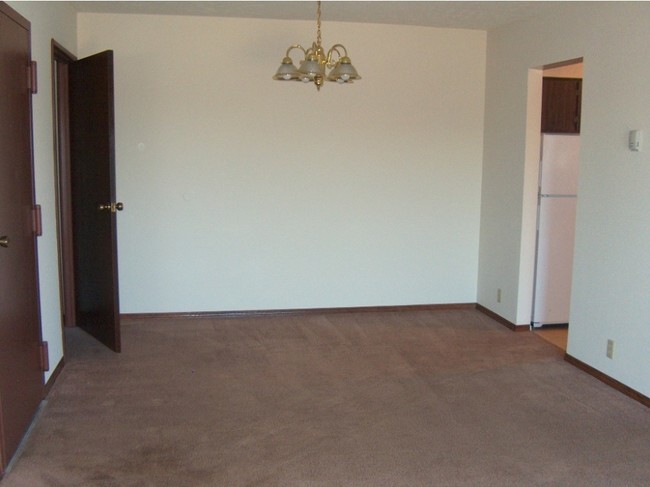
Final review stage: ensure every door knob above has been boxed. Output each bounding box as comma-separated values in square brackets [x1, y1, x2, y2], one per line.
[98, 202, 124, 213]
[0, 236, 8, 248]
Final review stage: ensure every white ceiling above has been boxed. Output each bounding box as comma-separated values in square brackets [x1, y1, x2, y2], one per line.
[71, 1, 563, 31]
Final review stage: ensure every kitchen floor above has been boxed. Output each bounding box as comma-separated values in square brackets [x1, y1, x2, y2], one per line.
[534, 326, 568, 351]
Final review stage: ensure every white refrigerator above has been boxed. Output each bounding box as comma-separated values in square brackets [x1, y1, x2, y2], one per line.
[532, 134, 580, 327]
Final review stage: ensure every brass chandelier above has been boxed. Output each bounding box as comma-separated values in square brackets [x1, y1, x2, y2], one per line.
[272, 1, 361, 90]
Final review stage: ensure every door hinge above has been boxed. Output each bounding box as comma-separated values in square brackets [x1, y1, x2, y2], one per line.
[40, 341, 50, 372]
[33, 204, 43, 236]
[28, 60, 38, 94]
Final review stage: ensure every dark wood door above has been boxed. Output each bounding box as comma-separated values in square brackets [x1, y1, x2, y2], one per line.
[69, 51, 121, 352]
[541, 77, 582, 134]
[0, 3, 44, 473]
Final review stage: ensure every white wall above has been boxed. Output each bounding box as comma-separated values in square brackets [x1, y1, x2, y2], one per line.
[7, 1, 77, 381]
[77, 14, 486, 313]
[478, 2, 650, 396]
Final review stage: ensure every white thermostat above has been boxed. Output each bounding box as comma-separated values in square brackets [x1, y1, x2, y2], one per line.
[629, 130, 642, 151]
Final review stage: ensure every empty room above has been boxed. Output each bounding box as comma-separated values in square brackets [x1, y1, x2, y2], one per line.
[1, 1, 649, 485]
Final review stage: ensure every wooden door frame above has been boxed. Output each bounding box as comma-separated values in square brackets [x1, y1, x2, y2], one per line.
[51, 40, 76, 330]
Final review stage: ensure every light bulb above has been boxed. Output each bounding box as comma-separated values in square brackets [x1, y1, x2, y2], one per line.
[341, 74, 350, 81]
[282, 73, 292, 80]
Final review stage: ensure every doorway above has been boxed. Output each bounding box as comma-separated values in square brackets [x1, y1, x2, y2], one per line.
[530, 59, 583, 351]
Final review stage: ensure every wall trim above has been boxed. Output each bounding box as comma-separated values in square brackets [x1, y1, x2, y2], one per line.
[475, 304, 529, 331]
[564, 354, 649, 408]
[0, 2, 30, 29]
[43, 358, 64, 397]
[121, 303, 477, 321]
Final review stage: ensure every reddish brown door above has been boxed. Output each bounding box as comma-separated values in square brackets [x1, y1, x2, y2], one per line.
[68, 51, 121, 353]
[0, 3, 44, 473]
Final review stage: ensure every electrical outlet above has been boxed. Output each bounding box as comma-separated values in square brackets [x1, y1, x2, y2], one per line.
[606, 339, 614, 359]
[497, 288, 502, 303]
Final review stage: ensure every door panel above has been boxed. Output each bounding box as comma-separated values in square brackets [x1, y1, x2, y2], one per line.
[69, 51, 121, 352]
[0, 3, 44, 472]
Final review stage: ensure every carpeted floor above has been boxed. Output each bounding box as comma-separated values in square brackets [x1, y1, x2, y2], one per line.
[2, 309, 649, 486]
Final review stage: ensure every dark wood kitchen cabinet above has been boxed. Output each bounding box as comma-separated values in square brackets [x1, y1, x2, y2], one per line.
[541, 77, 582, 134]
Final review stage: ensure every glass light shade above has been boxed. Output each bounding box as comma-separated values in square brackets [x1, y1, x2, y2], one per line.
[273, 57, 299, 80]
[327, 56, 361, 83]
[298, 57, 325, 80]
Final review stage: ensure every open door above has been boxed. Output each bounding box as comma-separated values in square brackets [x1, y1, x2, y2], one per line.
[68, 50, 122, 353]
[0, 2, 44, 473]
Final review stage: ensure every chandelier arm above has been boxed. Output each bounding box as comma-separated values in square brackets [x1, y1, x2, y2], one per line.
[326, 44, 348, 67]
[329, 44, 349, 57]
[326, 44, 350, 68]
[305, 43, 317, 58]
[285, 44, 307, 61]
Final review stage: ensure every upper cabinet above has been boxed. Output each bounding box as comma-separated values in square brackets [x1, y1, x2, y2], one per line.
[541, 77, 582, 134]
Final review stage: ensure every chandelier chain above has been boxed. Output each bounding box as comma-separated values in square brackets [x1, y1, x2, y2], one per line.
[316, 0, 322, 47]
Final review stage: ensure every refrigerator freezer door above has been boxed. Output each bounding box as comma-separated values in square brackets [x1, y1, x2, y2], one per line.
[532, 197, 578, 326]
[540, 134, 580, 195]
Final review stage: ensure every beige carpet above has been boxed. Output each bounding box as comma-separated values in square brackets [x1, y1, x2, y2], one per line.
[3, 309, 649, 486]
